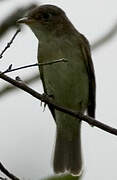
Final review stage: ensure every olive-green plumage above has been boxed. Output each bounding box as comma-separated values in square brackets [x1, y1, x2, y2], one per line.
[18, 4, 96, 176]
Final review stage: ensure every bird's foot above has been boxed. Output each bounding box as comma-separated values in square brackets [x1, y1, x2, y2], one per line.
[40, 93, 54, 111]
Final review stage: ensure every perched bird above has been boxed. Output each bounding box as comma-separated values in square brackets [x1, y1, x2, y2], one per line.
[18, 4, 96, 176]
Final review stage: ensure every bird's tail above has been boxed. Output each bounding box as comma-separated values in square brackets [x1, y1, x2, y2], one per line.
[53, 123, 82, 176]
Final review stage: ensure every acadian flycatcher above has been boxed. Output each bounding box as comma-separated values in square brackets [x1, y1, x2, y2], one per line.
[18, 4, 96, 176]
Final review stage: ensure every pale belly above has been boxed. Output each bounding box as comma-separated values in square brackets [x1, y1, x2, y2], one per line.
[40, 58, 89, 112]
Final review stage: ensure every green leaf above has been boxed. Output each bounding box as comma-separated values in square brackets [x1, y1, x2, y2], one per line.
[42, 174, 81, 180]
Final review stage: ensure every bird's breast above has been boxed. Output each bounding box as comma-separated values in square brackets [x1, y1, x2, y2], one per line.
[38, 40, 89, 111]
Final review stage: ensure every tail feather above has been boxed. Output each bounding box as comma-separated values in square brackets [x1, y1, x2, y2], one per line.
[53, 125, 82, 176]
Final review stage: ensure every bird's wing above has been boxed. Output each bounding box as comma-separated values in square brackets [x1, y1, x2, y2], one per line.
[79, 33, 96, 118]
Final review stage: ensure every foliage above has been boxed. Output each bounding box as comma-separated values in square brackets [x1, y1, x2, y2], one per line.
[43, 174, 80, 180]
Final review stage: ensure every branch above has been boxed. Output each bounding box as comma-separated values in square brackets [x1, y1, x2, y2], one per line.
[0, 162, 20, 180]
[0, 73, 40, 97]
[91, 22, 117, 50]
[0, 72, 117, 136]
[1, 58, 67, 74]
[0, 29, 20, 59]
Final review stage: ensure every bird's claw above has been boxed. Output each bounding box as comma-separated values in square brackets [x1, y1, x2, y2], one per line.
[40, 93, 54, 111]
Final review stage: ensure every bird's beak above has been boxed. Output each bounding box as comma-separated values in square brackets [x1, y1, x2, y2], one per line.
[17, 17, 34, 24]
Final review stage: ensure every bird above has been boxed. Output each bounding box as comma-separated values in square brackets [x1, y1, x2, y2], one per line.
[17, 4, 96, 176]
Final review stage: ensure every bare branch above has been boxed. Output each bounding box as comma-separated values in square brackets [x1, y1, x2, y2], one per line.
[0, 72, 117, 136]
[1, 58, 67, 74]
[0, 29, 20, 59]
[0, 73, 40, 97]
[91, 22, 117, 50]
[0, 162, 20, 180]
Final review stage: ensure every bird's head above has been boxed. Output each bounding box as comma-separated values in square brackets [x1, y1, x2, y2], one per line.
[17, 5, 71, 40]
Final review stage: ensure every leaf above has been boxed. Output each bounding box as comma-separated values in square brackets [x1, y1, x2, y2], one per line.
[42, 174, 81, 180]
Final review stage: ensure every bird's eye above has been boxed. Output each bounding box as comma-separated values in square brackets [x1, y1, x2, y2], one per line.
[43, 13, 52, 21]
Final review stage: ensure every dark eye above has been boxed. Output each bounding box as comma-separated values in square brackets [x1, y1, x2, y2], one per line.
[43, 13, 52, 21]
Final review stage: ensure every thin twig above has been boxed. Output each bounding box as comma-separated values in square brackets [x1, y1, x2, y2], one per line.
[0, 162, 20, 180]
[1, 58, 68, 74]
[0, 72, 117, 136]
[0, 73, 40, 97]
[0, 29, 20, 59]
